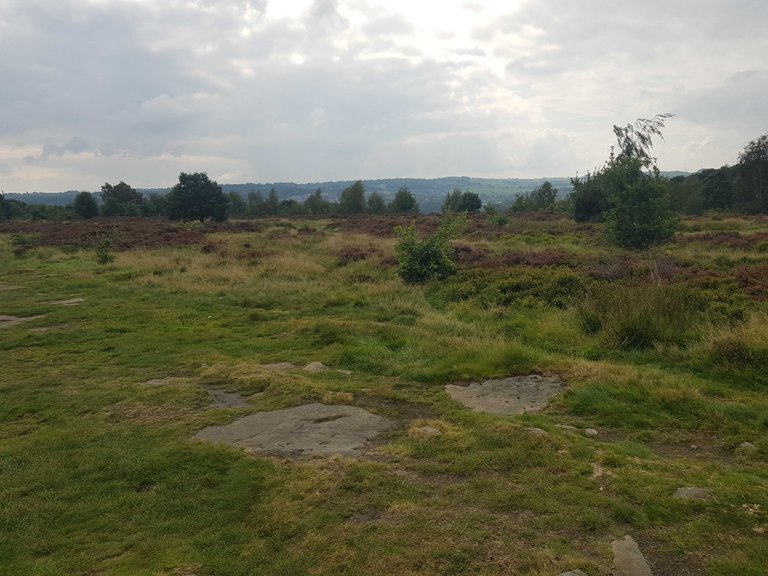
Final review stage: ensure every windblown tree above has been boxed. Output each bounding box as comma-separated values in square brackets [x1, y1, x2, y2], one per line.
[166, 172, 229, 222]
[572, 114, 677, 248]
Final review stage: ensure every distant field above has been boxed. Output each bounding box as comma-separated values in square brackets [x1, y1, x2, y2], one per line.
[1, 214, 766, 575]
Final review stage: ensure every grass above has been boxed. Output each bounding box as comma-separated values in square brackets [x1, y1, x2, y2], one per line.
[1, 214, 767, 575]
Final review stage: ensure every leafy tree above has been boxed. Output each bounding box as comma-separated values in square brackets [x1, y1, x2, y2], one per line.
[166, 172, 229, 222]
[72, 191, 99, 219]
[366, 191, 387, 214]
[442, 189, 481, 212]
[227, 192, 247, 218]
[247, 190, 265, 217]
[736, 133, 768, 213]
[145, 193, 169, 217]
[570, 168, 614, 222]
[511, 181, 558, 212]
[339, 180, 366, 214]
[265, 188, 280, 215]
[701, 167, 734, 210]
[394, 215, 466, 284]
[303, 189, 333, 214]
[613, 113, 674, 168]
[389, 187, 419, 213]
[100, 181, 144, 217]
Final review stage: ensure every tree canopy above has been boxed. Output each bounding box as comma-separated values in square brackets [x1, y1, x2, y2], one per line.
[166, 172, 229, 222]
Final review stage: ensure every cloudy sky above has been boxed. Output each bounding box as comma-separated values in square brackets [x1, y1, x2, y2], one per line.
[1, 0, 766, 192]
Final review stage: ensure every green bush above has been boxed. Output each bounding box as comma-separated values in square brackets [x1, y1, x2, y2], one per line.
[577, 282, 700, 349]
[394, 216, 465, 284]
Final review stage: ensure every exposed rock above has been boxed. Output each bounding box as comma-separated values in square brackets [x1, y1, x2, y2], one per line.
[0, 314, 46, 328]
[673, 487, 713, 500]
[739, 441, 756, 450]
[525, 427, 549, 437]
[303, 362, 329, 372]
[195, 403, 394, 456]
[591, 463, 613, 479]
[445, 374, 565, 416]
[262, 362, 296, 371]
[49, 298, 84, 306]
[611, 535, 653, 576]
[584, 428, 599, 437]
[555, 424, 577, 431]
[204, 386, 252, 409]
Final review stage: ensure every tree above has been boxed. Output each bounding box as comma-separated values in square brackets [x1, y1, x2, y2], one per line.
[339, 180, 366, 214]
[394, 215, 466, 284]
[612, 113, 674, 168]
[511, 181, 558, 212]
[227, 192, 247, 218]
[100, 181, 144, 217]
[442, 189, 482, 212]
[247, 190, 265, 217]
[72, 191, 99, 219]
[366, 191, 387, 214]
[736, 134, 768, 213]
[304, 189, 333, 214]
[166, 172, 229, 222]
[265, 188, 280, 215]
[389, 187, 419, 213]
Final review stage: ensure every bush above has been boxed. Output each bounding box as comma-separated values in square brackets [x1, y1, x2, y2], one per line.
[577, 283, 700, 349]
[394, 216, 465, 284]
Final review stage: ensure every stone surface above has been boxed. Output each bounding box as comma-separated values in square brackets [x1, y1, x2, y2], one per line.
[262, 362, 296, 371]
[204, 386, 252, 409]
[555, 424, 577, 431]
[303, 362, 329, 372]
[524, 427, 549, 437]
[195, 403, 394, 456]
[673, 487, 713, 500]
[584, 428, 599, 437]
[445, 374, 565, 416]
[739, 441, 756, 450]
[0, 314, 46, 328]
[411, 426, 442, 438]
[611, 535, 653, 576]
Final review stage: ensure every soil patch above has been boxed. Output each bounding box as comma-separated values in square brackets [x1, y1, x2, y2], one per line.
[445, 375, 565, 416]
[194, 403, 394, 456]
[0, 314, 46, 328]
[203, 385, 252, 409]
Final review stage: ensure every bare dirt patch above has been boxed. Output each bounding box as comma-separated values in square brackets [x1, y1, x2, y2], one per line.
[0, 314, 46, 328]
[445, 374, 566, 415]
[195, 403, 394, 457]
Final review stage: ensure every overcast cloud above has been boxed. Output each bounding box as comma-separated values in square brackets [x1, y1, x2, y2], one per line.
[0, 0, 766, 191]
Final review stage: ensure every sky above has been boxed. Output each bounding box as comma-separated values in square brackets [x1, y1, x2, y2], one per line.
[1, 0, 766, 192]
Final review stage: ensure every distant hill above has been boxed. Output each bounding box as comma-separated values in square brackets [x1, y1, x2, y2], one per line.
[5, 177, 576, 213]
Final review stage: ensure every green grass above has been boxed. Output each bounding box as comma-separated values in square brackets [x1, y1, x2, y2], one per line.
[1, 215, 767, 575]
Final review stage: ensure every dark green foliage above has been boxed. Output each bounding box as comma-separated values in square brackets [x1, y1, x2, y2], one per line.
[10, 233, 36, 257]
[144, 193, 169, 217]
[304, 189, 334, 214]
[511, 181, 558, 212]
[339, 180, 366, 214]
[394, 216, 465, 284]
[442, 189, 482, 213]
[72, 191, 99, 219]
[389, 187, 419, 213]
[227, 192, 247, 218]
[265, 187, 280, 215]
[736, 133, 768, 213]
[166, 172, 229, 222]
[100, 181, 145, 217]
[603, 160, 677, 249]
[95, 234, 115, 265]
[366, 192, 387, 214]
[570, 170, 613, 222]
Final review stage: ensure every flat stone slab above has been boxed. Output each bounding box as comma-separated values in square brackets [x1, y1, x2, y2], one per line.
[262, 362, 296, 371]
[195, 403, 394, 456]
[445, 375, 565, 415]
[204, 386, 252, 409]
[673, 487, 713, 500]
[612, 535, 653, 576]
[303, 362, 329, 372]
[0, 314, 46, 328]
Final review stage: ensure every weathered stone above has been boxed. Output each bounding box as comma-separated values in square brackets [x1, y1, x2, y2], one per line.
[555, 424, 577, 431]
[411, 426, 442, 439]
[673, 487, 713, 500]
[195, 403, 393, 456]
[739, 441, 756, 450]
[262, 362, 296, 371]
[204, 386, 252, 409]
[445, 375, 565, 416]
[303, 362, 329, 372]
[611, 535, 653, 576]
[524, 427, 549, 437]
[584, 428, 599, 437]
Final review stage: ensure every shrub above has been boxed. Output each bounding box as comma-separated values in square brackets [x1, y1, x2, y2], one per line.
[10, 233, 36, 257]
[95, 234, 115, 265]
[577, 283, 700, 349]
[394, 216, 465, 284]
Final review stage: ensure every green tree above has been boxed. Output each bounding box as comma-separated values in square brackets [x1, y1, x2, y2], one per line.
[72, 191, 99, 219]
[389, 187, 419, 213]
[394, 215, 466, 284]
[265, 188, 280, 215]
[247, 190, 265, 217]
[366, 191, 387, 214]
[442, 189, 481, 212]
[100, 181, 144, 217]
[339, 180, 366, 214]
[303, 189, 333, 214]
[227, 192, 247, 218]
[736, 134, 768, 213]
[166, 172, 229, 222]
